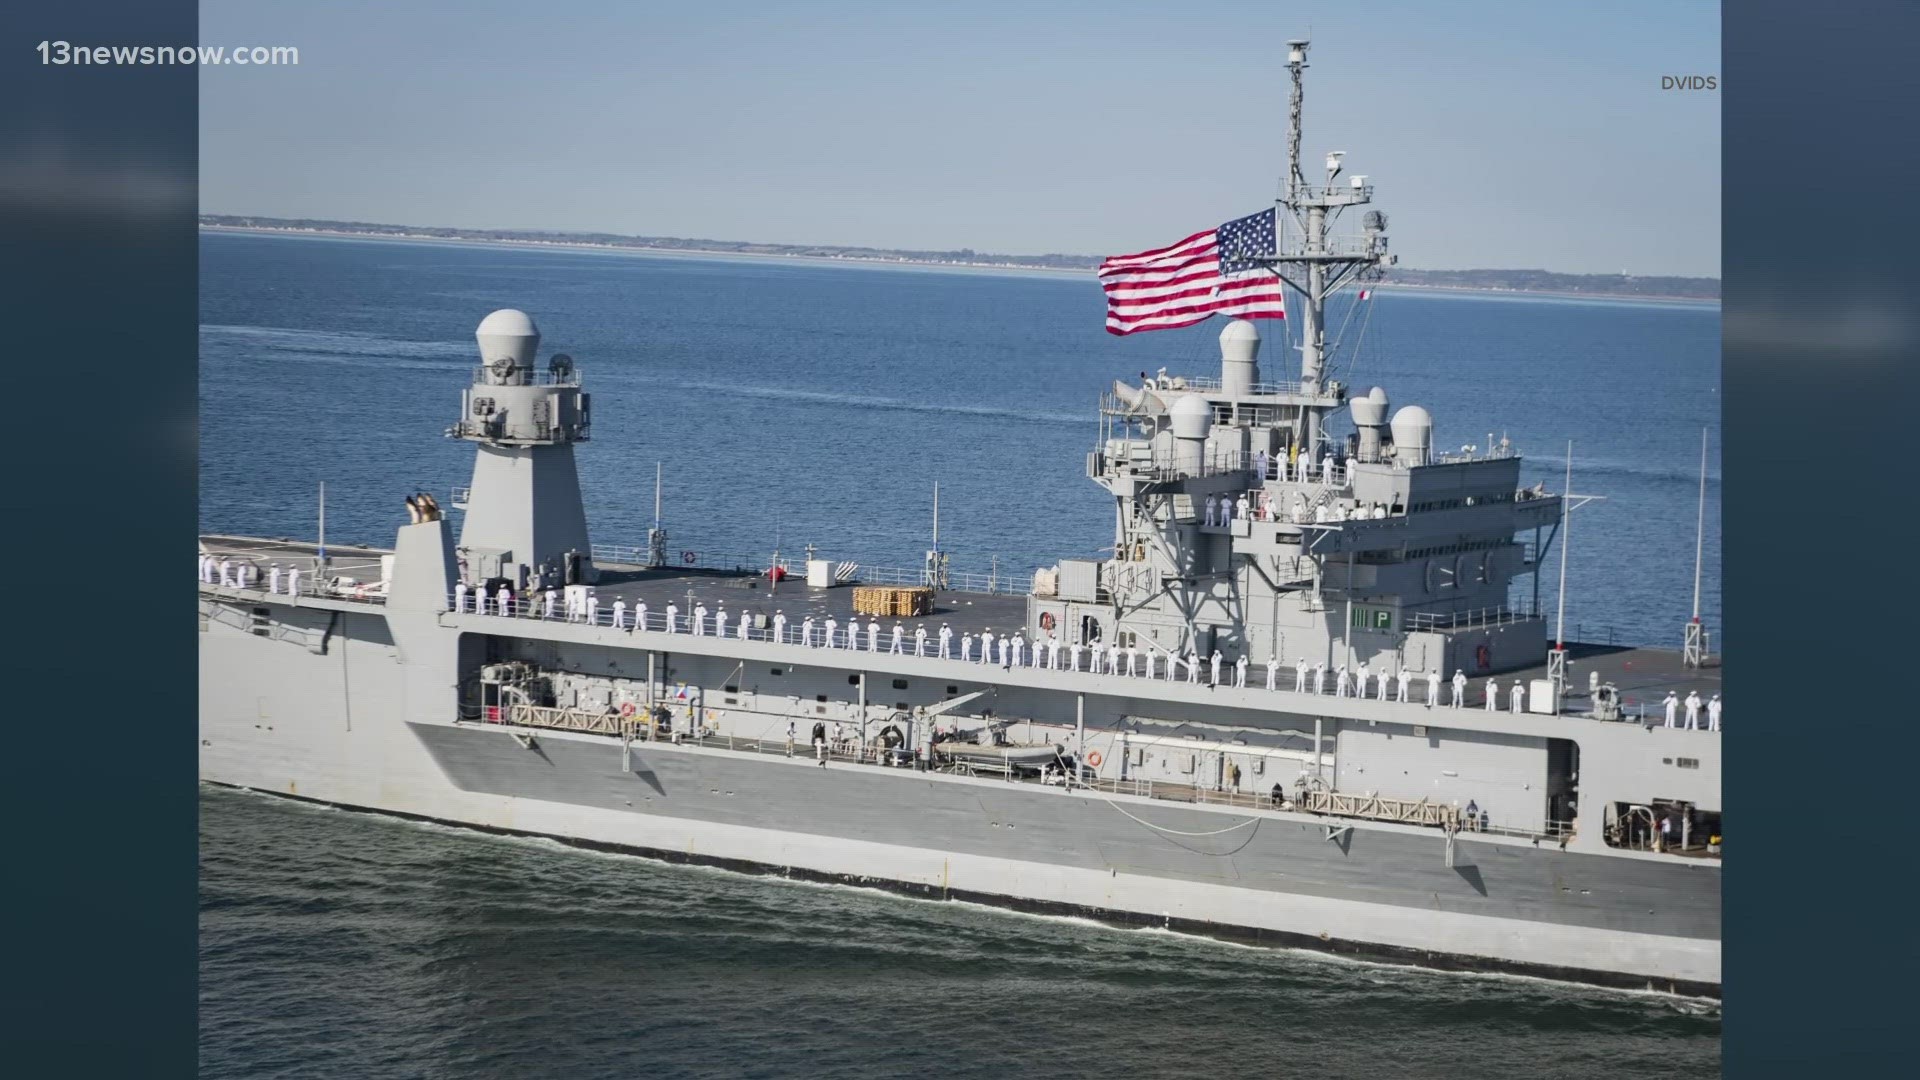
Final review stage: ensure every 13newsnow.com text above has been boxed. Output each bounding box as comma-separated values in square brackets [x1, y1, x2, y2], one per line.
[36, 41, 300, 66]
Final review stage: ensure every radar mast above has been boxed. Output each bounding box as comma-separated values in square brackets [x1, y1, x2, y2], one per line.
[1264, 39, 1395, 459]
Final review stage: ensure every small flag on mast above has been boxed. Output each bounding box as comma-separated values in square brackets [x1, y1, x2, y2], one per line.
[1098, 208, 1286, 335]
[1358, 289, 1372, 301]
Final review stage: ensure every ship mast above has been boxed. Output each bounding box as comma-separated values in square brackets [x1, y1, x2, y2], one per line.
[1266, 39, 1394, 459]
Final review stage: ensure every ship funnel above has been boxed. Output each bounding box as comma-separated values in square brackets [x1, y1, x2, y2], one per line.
[1350, 386, 1389, 462]
[1218, 319, 1261, 396]
[476, 309, 540, 385]
[1389, 405, 1433, 467]
[1170, 394, 1212, 473]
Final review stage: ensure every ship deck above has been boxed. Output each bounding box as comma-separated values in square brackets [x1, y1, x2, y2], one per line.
[199, 534, 1721, 716]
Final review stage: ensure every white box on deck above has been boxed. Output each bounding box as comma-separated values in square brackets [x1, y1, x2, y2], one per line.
[1528, 678, 1558, 714]
[806, 559, 832, 588]
[380, 555, 395, 585]
[1057, 559, 1100, 602]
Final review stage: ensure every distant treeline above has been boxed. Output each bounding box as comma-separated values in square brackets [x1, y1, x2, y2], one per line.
[200, 215, 1719, 299]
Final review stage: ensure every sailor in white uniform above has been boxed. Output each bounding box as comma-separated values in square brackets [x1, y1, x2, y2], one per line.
[666, 603, 681, 633]
[801, 615, 815, 646]
[1010, 633, 1025, 668]
[772, 611, 787, 643]
[1452, 669, 1467, 707]
[914, 625, 927, 656]
[1588, 669, 1601, 698]
[1485, 678, 1499, 712]
[866, 619, 880, 652]
[1046, 635, 1060, 669]
[611, 599, 627, 629]
[938, 624, 952, 658]
[890, 622, 905, 654]
[1662, 691, 1679, 728]
[823, 616, 838, 647]
[1204, 495, 1218, 527]
[1295, 657, 1309, 693]
[1377, 668, 1391, 702]
[1233, 655, 1248, 688]
[635, 600, 649, 631]
[268, 564, 282, 594]
[693, 604, 709, 635]
[455, 581, 468, 614]
[1312, 662, 1326, 695]
[1186, 649, 1201, 684]
[499, 586, 514, 617]
[736, 610, 750, 639]
[1124, 646, 1138, 677]
[1684, 690, 1702, 730]
[1509, 680, 1525, 714]
[1321, 452, 1335, 483]
[1266, 656, 1278, 691]
[1355, 662, 1370, 700]
[1335, 665, 1350, 697]
[584, 591, 600, 625]
[218, 558, 233, 588]
[1235, 494, 1250, 522]
[1066, 640, 1080, 672]
[1218, 498, 1232, 525]
[1425, 670, 1440, 708]
[1396, 668, 1411, 703]
[1707, 693, 1722, 732]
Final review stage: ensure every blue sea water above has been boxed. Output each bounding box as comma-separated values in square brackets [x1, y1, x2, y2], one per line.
[198, 231, 1723, 1077]
[198, 231, 1721, 650]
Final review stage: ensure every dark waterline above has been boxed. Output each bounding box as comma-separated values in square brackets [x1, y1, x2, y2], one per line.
[200, 787, 1721, 1079]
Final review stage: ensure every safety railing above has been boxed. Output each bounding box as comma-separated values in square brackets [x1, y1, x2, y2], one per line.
[468, 366, 581, 387]
[198, 550, 390, 605]
[1404, 607, 1542, 633]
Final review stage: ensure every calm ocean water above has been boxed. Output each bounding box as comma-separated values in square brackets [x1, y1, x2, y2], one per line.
[198, 231, 1722, 1077]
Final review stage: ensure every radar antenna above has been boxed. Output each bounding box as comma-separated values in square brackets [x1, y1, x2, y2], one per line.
[1259, 39, 1396, 460]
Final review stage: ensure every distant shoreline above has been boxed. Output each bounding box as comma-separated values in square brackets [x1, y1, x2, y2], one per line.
[199, 224, 1721, 306]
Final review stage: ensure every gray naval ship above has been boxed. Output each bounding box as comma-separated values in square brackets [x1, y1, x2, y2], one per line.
[198, 43, 1721, 996]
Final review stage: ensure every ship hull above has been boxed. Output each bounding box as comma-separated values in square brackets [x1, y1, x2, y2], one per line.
[199, 604, 1720, 997]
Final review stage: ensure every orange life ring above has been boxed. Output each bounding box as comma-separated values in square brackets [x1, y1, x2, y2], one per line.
[1086, 750, 1104, 767]
[619, 702, 636, 718]
[1039, 611, 1057, 631]
[1475, 643, 1491, 670]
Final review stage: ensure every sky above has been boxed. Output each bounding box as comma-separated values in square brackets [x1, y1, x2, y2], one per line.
[199, 0, 1721, 277]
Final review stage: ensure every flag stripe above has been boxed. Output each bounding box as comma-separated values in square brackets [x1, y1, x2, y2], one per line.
[1100, 210, 1284, 336]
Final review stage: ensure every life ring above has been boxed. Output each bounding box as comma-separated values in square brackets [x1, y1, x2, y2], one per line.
[1475, 643, 1491, 671]
[682, 550, 697, 564]
[619, 702, 636, 718]
[1039, 611, 1057, 631]
[1086, 750, 1104, 768]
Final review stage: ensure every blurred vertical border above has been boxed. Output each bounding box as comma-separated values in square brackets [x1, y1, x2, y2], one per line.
[1726, 0, 1916, 1071]
[0, 0, 196, 1073]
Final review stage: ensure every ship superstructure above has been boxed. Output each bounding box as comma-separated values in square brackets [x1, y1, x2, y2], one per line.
[198, 43, 1722, 996]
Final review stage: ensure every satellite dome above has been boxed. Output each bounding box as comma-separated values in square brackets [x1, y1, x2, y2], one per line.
[1389, 405, 1433, 466]
[1170, 393, 1213, 440]
[1213, 317, 1259, 355]
[1368, 386, 1388, 404]
[476, 308, 541, 371]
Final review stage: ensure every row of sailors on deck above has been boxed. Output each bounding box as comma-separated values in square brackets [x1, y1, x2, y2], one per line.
[199, 555, 303, 596]
[1251, 448, 1344, 485]
[439, 584, 1726, 726]
[1662, 690, 1723, 731]
[1203, 491, 1396, 527]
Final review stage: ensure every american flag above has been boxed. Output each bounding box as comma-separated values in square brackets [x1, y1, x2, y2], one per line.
[1098, 208, 1286, 335]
